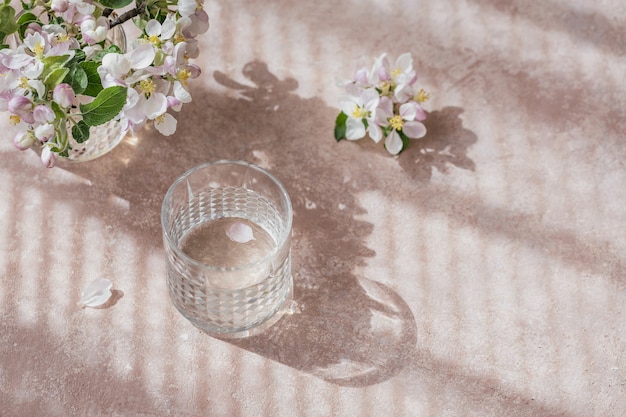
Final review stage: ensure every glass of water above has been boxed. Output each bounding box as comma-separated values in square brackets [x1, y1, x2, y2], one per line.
[161, 160, 293, 336]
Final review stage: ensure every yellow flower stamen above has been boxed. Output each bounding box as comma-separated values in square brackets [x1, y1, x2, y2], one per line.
[155, 114, 165, 124]
[33, 42, 45, 57]
[177, 69, 191, 86]
[389, 115, 404, 131]
[149, 35, 160, 46]
[9, 115, 21, 125]
[19, 76, 30, 90]
[391, 67, 403, 78]
[139, 79, 156, 96]
[351, 106, 368, 119]
[415, 88, 430, 103]
[174, 34, 186, 44]
[379, 81, 392, 96]
[56, 33, 70, 43]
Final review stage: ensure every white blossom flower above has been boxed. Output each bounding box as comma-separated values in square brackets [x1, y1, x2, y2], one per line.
[376, 97, 426, 155]
[145, 17, 176, 45]
[154, 112, 177, 136]
[99, 44, 156, 87]
[340, 86, 382, 142]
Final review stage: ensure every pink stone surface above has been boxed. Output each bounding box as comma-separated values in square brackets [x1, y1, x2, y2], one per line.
[1, 0, 625, 416]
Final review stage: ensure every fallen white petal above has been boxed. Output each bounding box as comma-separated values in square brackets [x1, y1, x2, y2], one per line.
[77, 278, 113, 308]
[226, 222, 255, 243]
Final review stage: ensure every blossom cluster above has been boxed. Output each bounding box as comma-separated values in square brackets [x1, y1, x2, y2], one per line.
[0, 0, 209, 167]
[335, 52, 430, 155]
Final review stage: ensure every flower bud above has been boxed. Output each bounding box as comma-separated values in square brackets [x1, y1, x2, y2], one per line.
[178, 0, 197, 18]
[8, 95, 34, 124]
[33, 104, 56, 123]
[81, 16, 109, 45]
[51, 0, 69, 13]
[53, 84, 75, 108]
[41, 146, 58, 168]
[13, 131, 35, 150]
[34, 123, 55, 142]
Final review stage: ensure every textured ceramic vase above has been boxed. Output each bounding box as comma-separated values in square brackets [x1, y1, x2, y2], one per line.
[63, 24, 128, 163]
[62, 119, 128, 162]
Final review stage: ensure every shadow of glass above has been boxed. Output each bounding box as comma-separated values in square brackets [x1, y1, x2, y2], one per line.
[220, 275, 417, 387]
[208, 61, 418, 386]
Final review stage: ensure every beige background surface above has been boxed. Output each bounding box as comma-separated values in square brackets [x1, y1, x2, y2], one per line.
[1, 0, 625, 416]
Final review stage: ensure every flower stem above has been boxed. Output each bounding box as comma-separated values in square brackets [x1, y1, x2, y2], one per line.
[108, 1, 147, 29]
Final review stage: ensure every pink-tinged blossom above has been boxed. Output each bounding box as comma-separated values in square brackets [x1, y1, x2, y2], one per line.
[53, 84, 75, 108]
[13, 131, 35, 150]
[167, 96, 182, 112]
[51, 0, 69, 13]
[60, 0, 96, 24]
[179, 9, 209, 38]
[2, 51, 34, 70]
[8, 96, 34, 124]
[80, 16, 108, 45]
[41, 145, 58, 168]
[34, 105, 56, 123]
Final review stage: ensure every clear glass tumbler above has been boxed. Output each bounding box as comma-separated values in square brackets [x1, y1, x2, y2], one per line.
[161, 160, 293, 336]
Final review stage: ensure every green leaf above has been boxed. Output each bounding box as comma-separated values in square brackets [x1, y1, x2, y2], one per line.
[97, 0, 133, 8]
[16, 11, 37, 38]
[397, 130, 411, 154]
[44, 67, 69, 92]
[41, 54, 72, 82]
[71, 120, 90, 143]
[79, 61, 104, 97]
[66, 49, 86, 66]
[79, 86, 126, 126]
[93, 46, 123, 63]
[334, 112, 347, 142]
[0, 5, 19, 37]
[51, 101, 66, 119]
[64, 65, 88, 95]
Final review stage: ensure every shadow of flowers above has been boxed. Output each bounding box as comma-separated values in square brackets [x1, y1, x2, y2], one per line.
[396, 107, 477, 181]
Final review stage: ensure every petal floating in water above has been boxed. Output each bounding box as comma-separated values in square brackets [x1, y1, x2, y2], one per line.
[77, 278, 113, 308]
[226, 222, 255, 243]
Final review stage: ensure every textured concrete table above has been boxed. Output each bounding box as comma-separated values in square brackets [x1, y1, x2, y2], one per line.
[1, 0, 625, 416]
